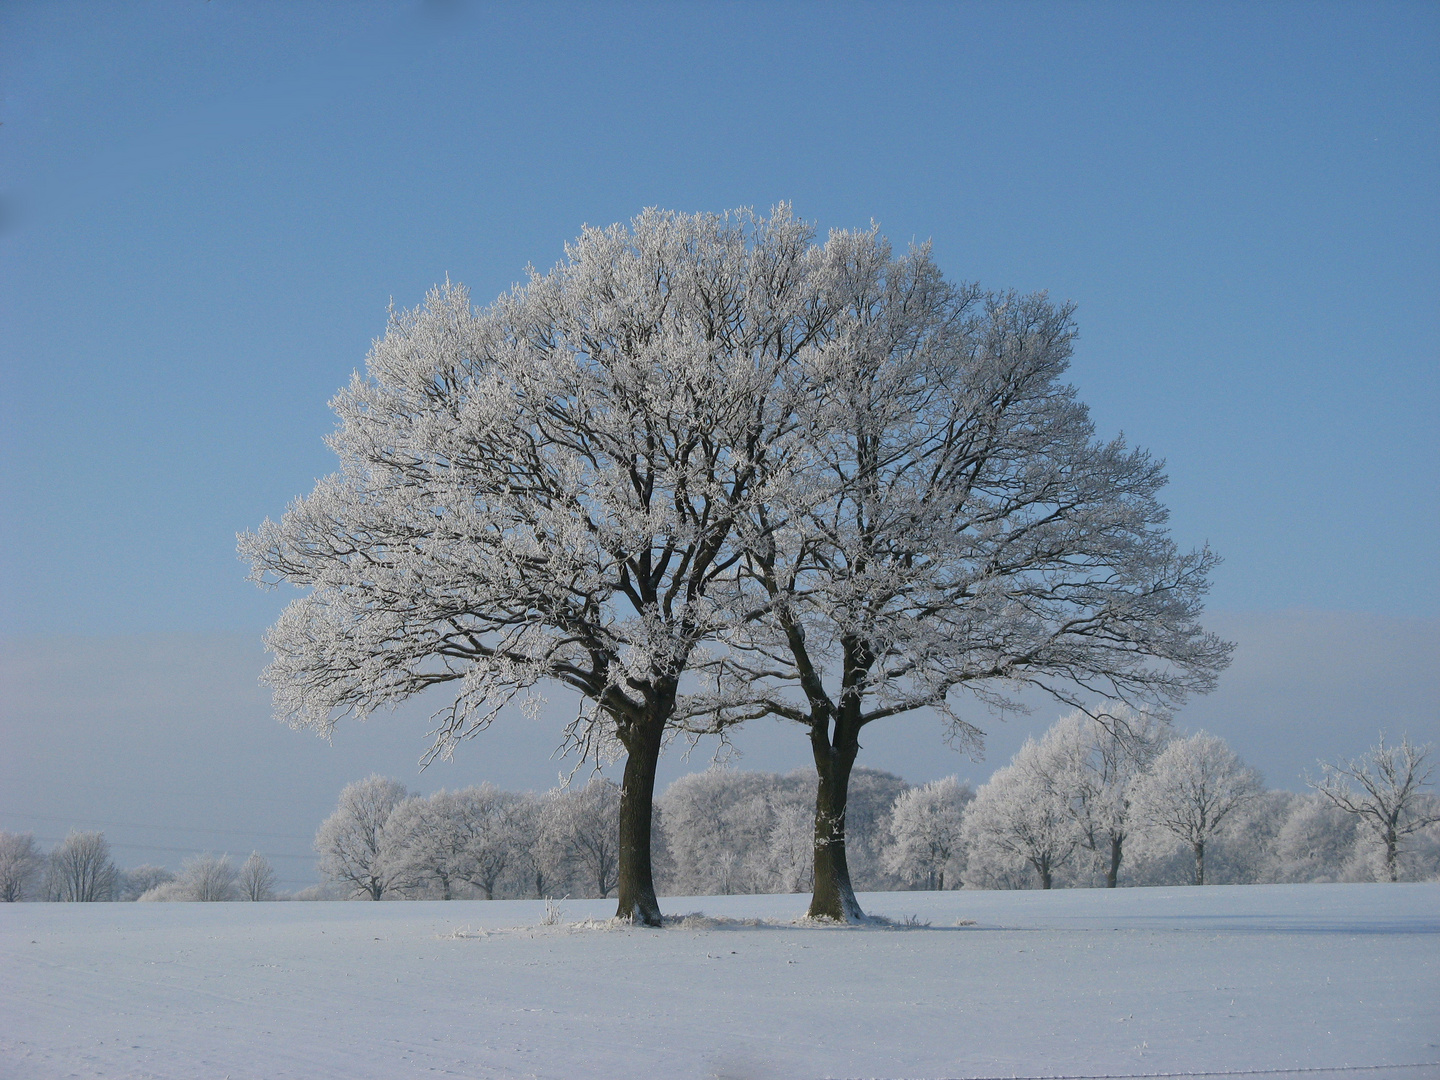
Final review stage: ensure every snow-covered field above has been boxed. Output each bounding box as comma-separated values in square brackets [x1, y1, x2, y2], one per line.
[3, 884, 1437, 1080]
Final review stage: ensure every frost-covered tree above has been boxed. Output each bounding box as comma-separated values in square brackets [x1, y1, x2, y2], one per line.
[655, 766, 901, 896]
[1041, 705, 1169, 887]
[452, 785, 522, 900]
[387, 785, 521, 900]
[315, 775, 409, 900]
[842, 769, 910, 891]
[767, 802, 815, 893]
[510, 792, 568, 899]
[885, 777, 972, 890]
[713, 234, 1231, 919]
[659, 768, 797, 896]
[1131, 732, 1262, 885]
[0, 832, 44, 902]
[177, 854, 238, 901]
[1202, 790, 1300, 885]
[119, 864, 176, 901]
[548, 777, 622, 898]
[238, 852, 277, 901]
[1313, 734, 1439, 883]
[961, 739, 1077, 889]
[386, 791, 474, 899]
[1273, 794, 1358, 883]
[47, 831, 118, 902]
[242, 207, 836, 925]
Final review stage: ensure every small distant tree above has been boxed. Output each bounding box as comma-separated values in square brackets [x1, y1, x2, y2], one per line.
[885, 778, 972, 890]
[1202, 789, 1300, 884]
[389, 785, 522, 900]
[510, 793, 566, 899]
[550, 777, 621, 898]
[1273, 795, 1358, 883]
[177, 854, 238, 901]
[47, 831, 119, 902]
[1041, 705, 1170, 887]
[453, 785, 522, 901]
[385, 792, 471, 899]
[1131, 731, 1262, 885]
[659, 769, 775, 896]
[0, 832, 44, 902]
[767, 803, 815, 893]
[962, 740, 1077, 890]
[120, 865, 176, 901]
[316, 775, 410, 900]
[238, 852, 277, 901]
[1312, 734, 1439, 883]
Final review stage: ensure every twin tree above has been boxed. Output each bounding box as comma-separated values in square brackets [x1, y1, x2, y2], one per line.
[241, 207, 1231, 924]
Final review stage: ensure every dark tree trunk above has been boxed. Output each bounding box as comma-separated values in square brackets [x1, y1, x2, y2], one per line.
[807, 725, 864, 922]
[1194, 839, 1205, 886]
[615, 714, 665, 925]
[1106, 833, 1123, 888]
[1038, 858, 1053, 890]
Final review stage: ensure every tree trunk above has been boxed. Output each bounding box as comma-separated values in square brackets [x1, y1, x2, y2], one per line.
[614, 714, 665, 926]
[1194, 839, 1205, 886]
[1385, 828, 1399, 883]
[807, 727, 864, 922]
[1038, 857, 1053, 890]
[1106, 833, 1123, 889]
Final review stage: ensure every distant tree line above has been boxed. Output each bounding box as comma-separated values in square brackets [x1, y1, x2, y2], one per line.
[307, 723, 1439, 901]
[4, 726, 1433, 904]
[0, 833, 279, 903]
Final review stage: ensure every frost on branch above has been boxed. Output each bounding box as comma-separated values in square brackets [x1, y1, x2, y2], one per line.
[314, 774, 411, 900]
[242, 206, 1232, 924]
[885, 778, 972, 891]
[1312, 733, 1439, 883]
[702, 232, 1232, 919]
[1130, 732, 1263, 885]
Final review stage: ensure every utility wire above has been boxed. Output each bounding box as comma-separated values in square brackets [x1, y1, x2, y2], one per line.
[29, 835, 318, 861]
[924, 1063, 1440, 1080]
[0, 809, 314, 843]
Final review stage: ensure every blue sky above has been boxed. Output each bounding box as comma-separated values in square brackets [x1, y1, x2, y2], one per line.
[1, 2, 1436, 882]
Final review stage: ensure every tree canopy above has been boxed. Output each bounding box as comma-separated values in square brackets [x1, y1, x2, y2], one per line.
[244, 206, 1231, 923]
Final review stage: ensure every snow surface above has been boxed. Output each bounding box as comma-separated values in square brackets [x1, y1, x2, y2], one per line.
[3, 883, 1437, 1080]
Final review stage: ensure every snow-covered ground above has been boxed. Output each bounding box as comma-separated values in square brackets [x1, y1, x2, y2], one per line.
[3, 884, 1437, 1080]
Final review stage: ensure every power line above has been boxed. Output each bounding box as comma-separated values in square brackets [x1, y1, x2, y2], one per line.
[29, 835, 318, 861]
[0, 809, 314, 844]
[926, 1064, 1440, 1080]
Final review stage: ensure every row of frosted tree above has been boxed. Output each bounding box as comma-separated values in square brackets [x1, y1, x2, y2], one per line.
[0, 832, 278, 903]
[303, 719, 1437, 901]
[3, 722, 1431, 903]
